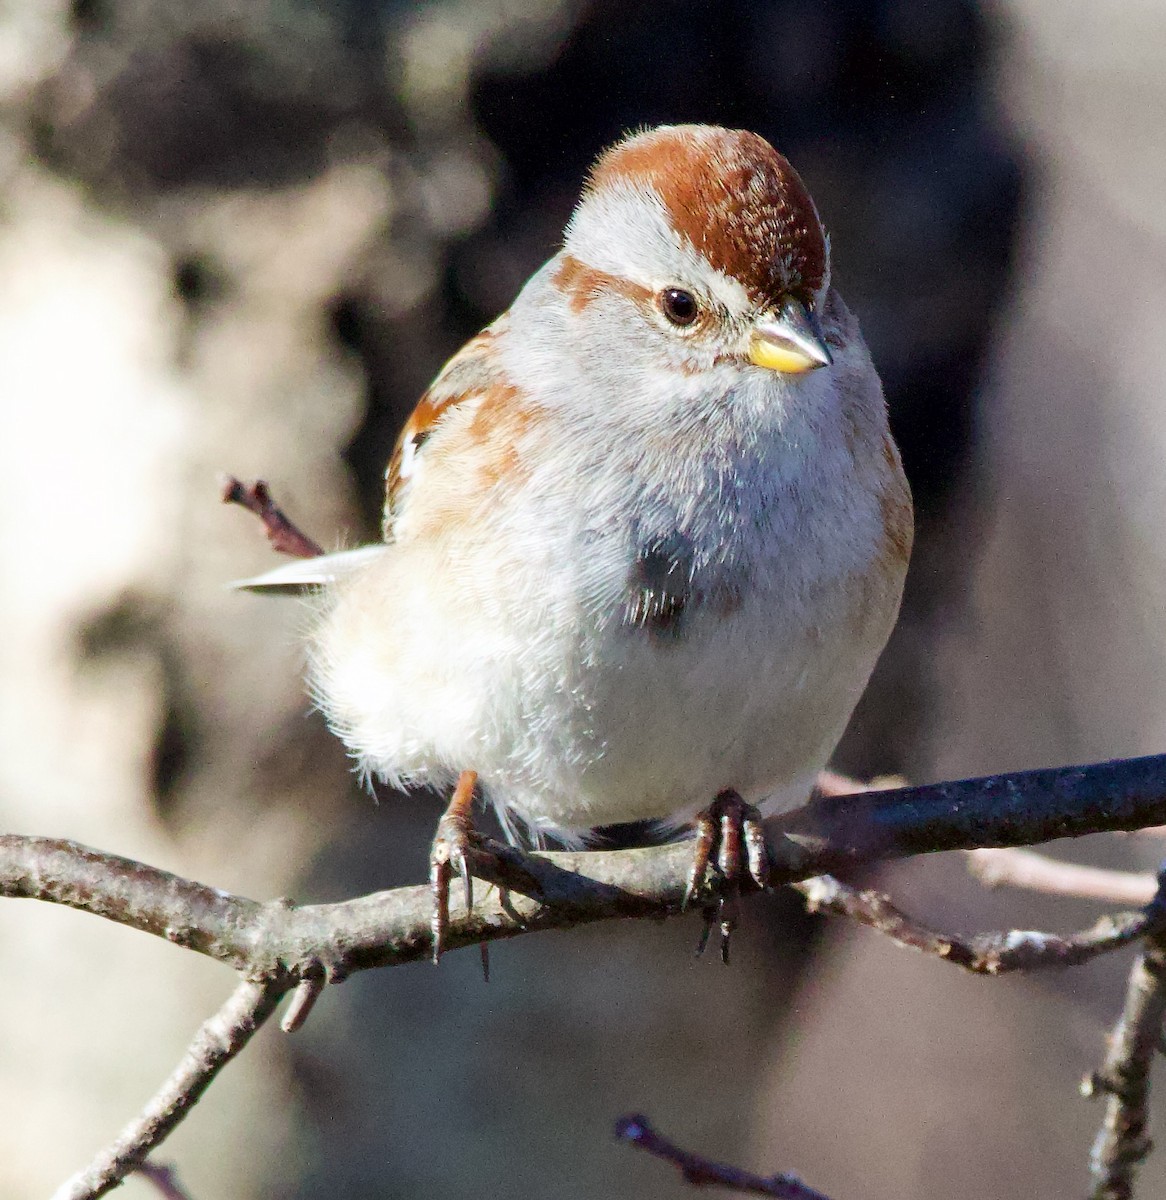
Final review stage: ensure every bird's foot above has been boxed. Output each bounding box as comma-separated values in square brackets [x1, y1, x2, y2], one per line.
[430, 769, 491, 978]
[684, 790, 772, 964]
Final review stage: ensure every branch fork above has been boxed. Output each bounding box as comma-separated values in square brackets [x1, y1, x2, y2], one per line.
[14, 751, 1166, 1197]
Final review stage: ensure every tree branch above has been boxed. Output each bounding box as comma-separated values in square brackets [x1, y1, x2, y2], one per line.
[13, 752, 1166, 1197]
[51, 978, 288, 1200]
[966, 848, 1157, 905]
[796, 875, 1157, 973]
[1085, 871, 1166, 1200]
[221, 476, 324, 558]
[8, 754, 1166, 981]
[135, 1161, 196, 1200]
[614, 1114, 835, 1199]
[776, 754, 1166, 877]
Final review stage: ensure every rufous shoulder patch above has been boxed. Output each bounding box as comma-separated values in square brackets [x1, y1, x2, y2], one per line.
[383, 322, 505, 537]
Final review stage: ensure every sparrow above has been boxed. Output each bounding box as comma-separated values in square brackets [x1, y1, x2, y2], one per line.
[238, 124, 913, 962]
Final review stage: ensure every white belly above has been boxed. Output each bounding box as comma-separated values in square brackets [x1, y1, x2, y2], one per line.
[313, 495, 904, 841]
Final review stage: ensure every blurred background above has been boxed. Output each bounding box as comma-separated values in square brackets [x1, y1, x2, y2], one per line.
[2, 0, 1166, 1196]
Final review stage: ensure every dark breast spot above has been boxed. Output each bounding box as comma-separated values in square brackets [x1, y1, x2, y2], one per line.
[622, 532, 695, 638]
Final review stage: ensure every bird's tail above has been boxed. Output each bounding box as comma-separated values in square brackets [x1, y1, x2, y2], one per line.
[230, 545, 389, 595]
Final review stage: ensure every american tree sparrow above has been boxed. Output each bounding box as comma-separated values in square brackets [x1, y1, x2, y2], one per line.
[239, 124, 913, 961]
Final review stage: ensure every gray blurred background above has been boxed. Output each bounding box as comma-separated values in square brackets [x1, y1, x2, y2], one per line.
[2, 1, 1165, 1197]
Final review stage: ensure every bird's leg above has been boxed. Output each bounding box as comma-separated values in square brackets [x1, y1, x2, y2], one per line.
[430, 769, 480, 966]
[684, 790, 772, 964]
[684, 790, 770, 905]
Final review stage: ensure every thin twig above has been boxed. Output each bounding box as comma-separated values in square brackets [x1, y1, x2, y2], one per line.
[134, 1162, 195, 1200]
[814, 770, 902, 797]
[615, 1114, 834, 1199]
[280, 974, 326, 1034]
[1087, 871, 1166, 1200]
[966, 848, 1156, 905]
[221, 476, 324, 558]
[52, 978, 288, 1200]
[796, 875, 1157, 974]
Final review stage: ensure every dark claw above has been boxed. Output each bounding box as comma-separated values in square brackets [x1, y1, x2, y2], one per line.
[459, 852, 474, 915]
[695, 906, 717, 958]
[719, 898, 737, 965]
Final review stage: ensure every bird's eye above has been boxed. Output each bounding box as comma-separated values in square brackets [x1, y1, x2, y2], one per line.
[660, 288, 699, 327]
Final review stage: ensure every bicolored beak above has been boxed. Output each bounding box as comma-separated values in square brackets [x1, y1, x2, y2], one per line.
[748, 297, 832, 374]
